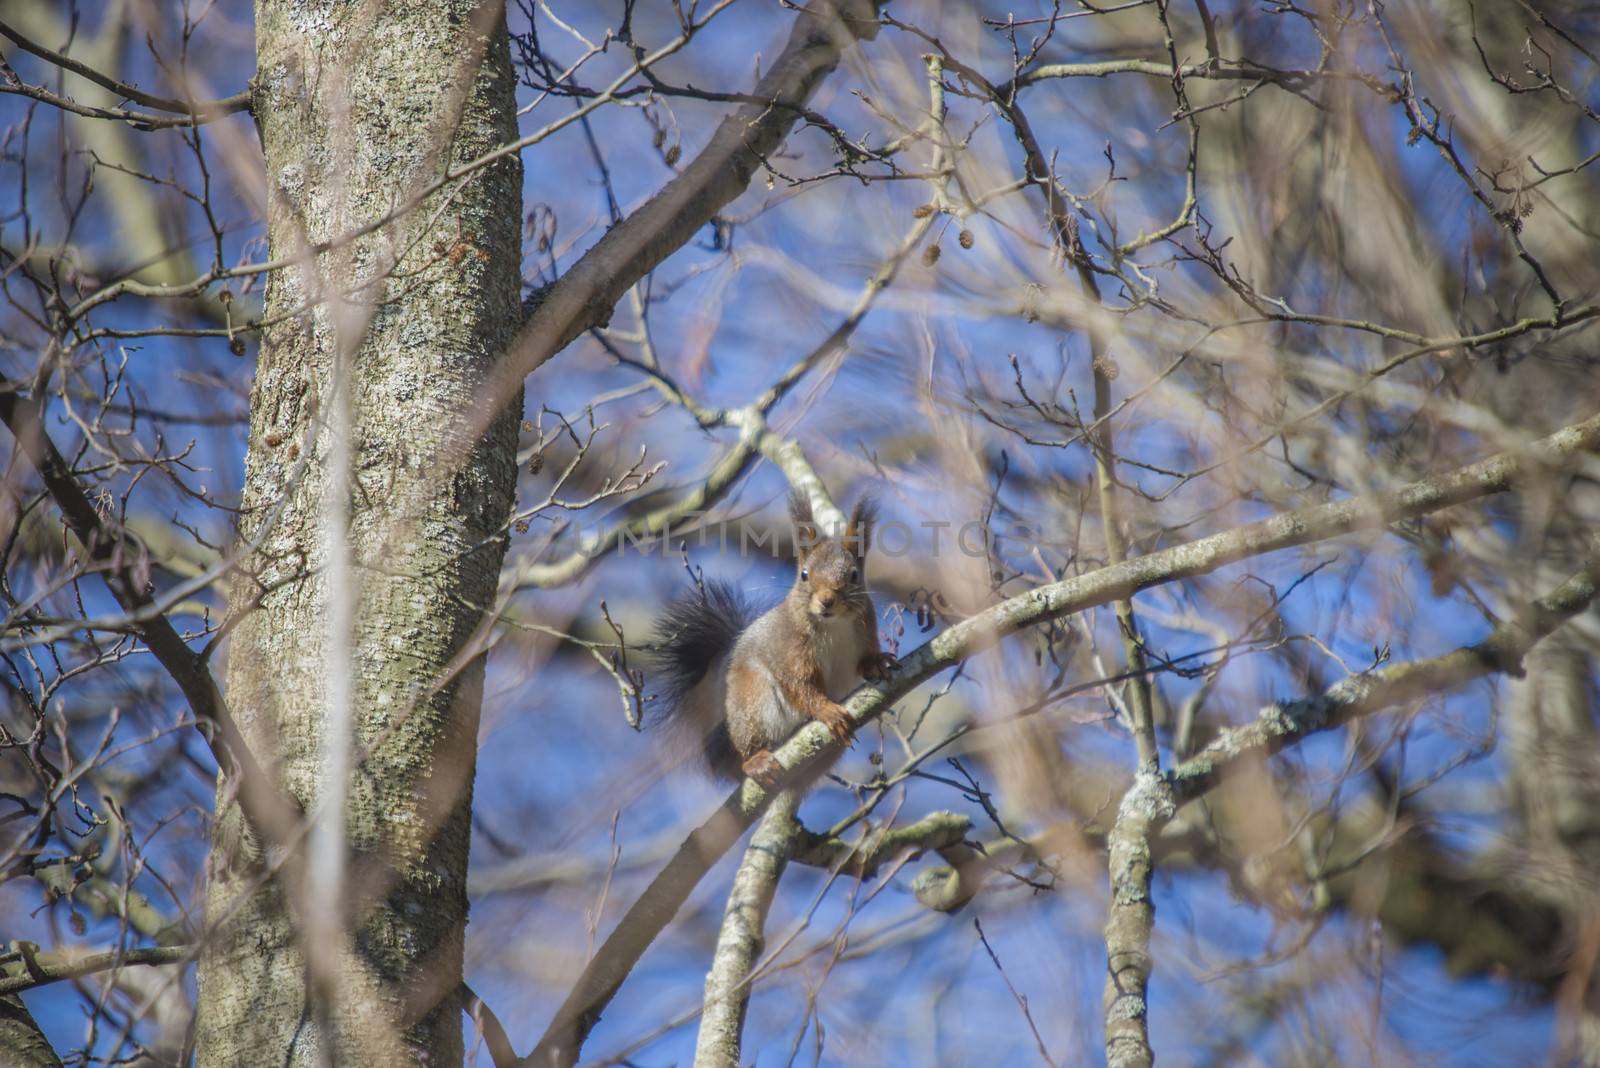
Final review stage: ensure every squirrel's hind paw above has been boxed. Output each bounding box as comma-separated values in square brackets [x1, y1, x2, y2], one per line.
[742, 751, 784, 789]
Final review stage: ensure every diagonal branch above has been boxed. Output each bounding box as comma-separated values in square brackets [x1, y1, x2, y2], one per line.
[464, 0, 883, 453]
[0, 18, 251, 121]
[0, 943, 192, 998]
[464, 981, 519, 1068]
[1101, 554, 1600, 1067]
[1169, 559, 1600, 804]
[0, 76, 245, 130]
[524, 409, 1600, 1066]
[0, 375, 302, 847]
[505, 212, 927, 590]
[693, 791, 802, 1068]
[523, 794, 758, 1067]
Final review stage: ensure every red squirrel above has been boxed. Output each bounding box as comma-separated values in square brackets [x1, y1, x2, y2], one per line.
[652, 493, 895, 788]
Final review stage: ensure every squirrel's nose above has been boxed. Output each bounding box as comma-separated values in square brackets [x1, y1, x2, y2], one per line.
[817, 593, 836, 610]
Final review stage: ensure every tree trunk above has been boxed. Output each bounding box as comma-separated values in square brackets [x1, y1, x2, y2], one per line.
[0, 995, 62, 1068]
[1505, 549, 1600, 1066]
[194, 2, 522, 1064]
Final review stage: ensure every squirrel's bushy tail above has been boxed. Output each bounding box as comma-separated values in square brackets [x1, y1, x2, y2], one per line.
[650, 580, 752, 777]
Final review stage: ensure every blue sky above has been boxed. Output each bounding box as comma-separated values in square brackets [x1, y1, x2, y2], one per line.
[4, 1, 1594, 1064]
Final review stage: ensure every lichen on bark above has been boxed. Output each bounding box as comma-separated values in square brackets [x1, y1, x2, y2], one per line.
[194, 3, 523, 1064]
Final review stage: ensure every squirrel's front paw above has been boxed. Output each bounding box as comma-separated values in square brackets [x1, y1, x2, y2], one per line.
[859, 652, 897, 681]
[814, 702, 855, 744]
[742, 751, 783, 789]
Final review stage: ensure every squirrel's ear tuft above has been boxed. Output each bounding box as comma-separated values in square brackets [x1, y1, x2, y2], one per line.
[847, 495, 878, 557]
[790, 491, 819, 550]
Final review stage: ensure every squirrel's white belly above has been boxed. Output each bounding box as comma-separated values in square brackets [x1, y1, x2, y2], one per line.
[816, 615, 862, 700]
[750, 615, 863, 744]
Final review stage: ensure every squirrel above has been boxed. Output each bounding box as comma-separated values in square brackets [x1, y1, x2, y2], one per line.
[651, 493, 895, 788]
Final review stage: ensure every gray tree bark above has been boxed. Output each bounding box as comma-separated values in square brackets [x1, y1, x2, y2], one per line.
[1505, 543, 1600, 1066]
[193, 2, 523, 1064]
[1430, 3, 1600, 1057]
[0, 994, 62, 1068]
[694, 791, 801, 1068]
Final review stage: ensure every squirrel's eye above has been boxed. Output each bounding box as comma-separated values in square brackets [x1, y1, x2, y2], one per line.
[800, 568, 809, 582]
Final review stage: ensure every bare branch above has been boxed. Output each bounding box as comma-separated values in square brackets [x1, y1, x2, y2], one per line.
[0, 18, 251, 120]
[0, 943, 191, 998]
[0, 373, 302, 843]
[463, 0, 885, 456]
[693, 791, 802, 1068]
[526, 409, 1600, 1067]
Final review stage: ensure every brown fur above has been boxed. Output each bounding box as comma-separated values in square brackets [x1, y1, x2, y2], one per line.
[724, 494, 889, 787]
